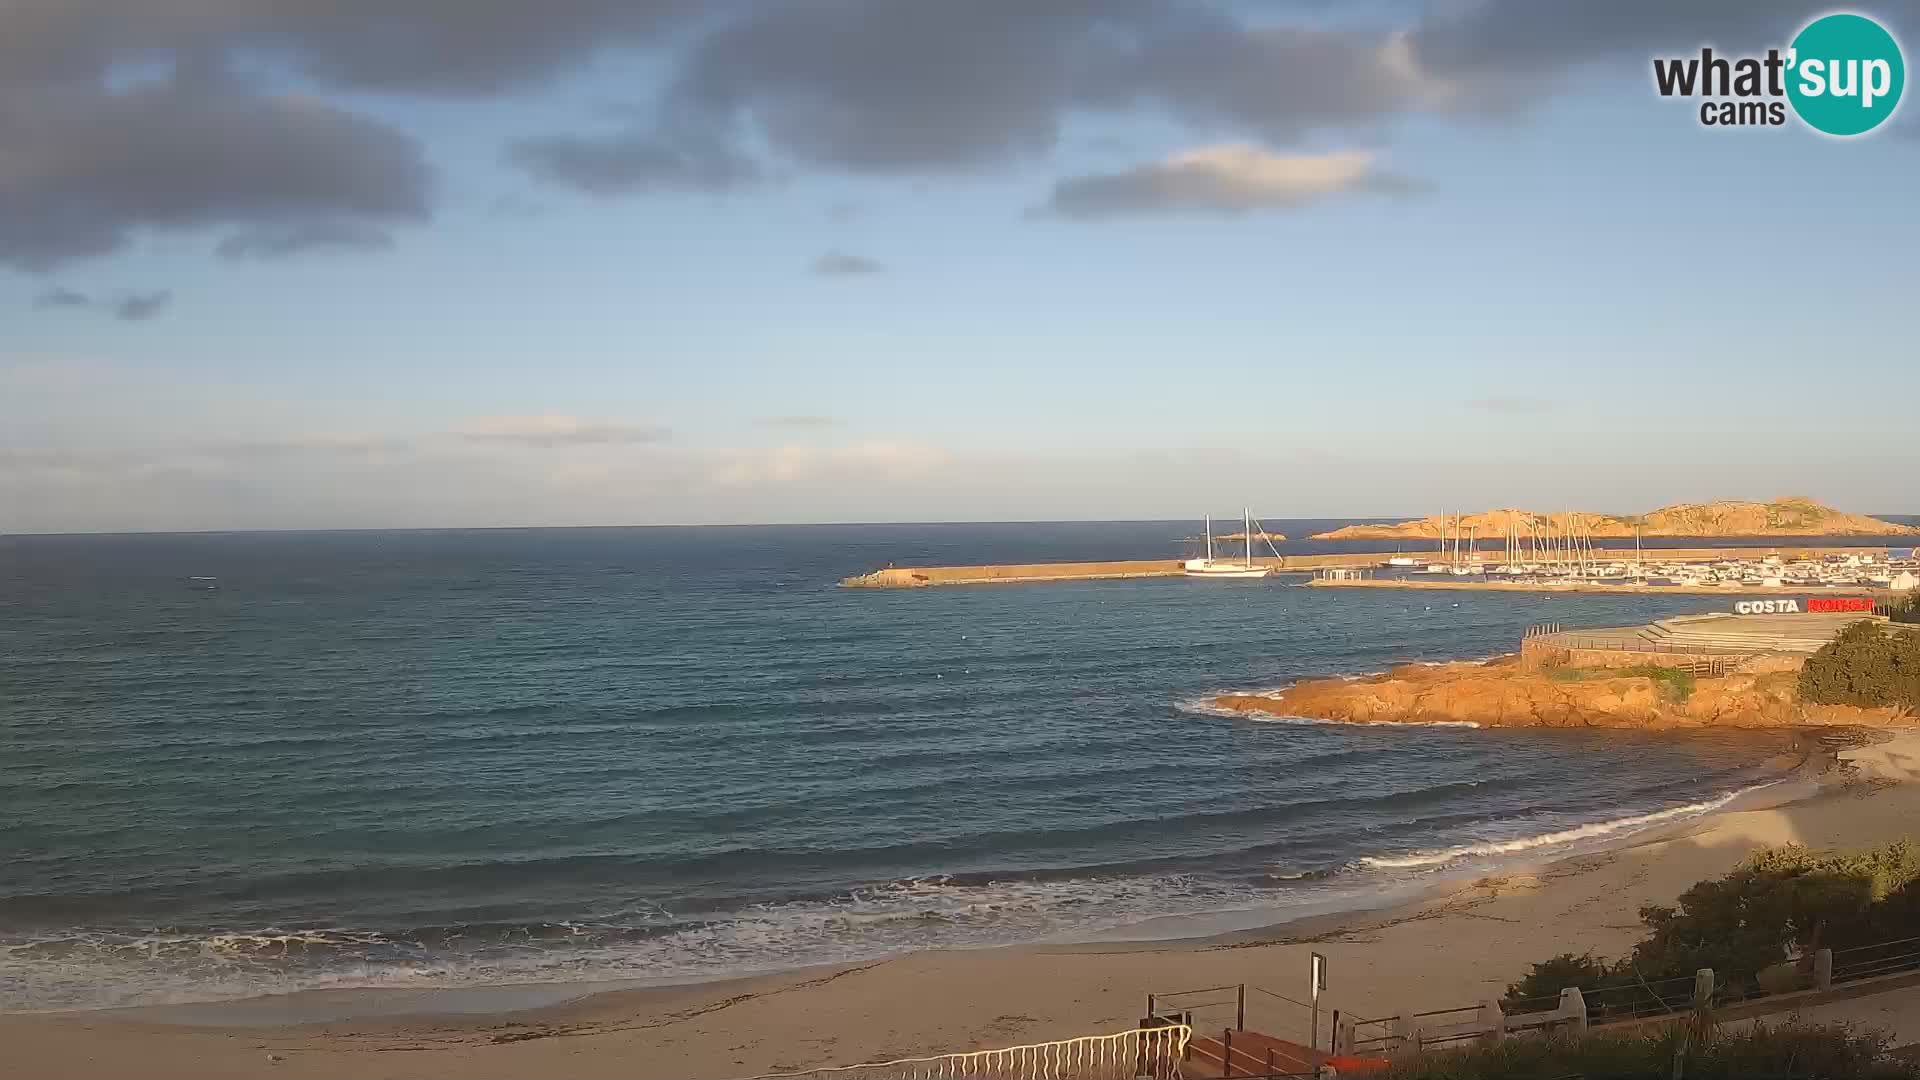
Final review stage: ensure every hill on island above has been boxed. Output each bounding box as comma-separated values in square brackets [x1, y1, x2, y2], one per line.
[1310, 497, 1918, 541]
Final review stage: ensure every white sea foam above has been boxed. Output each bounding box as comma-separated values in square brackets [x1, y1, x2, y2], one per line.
[1248, 714, 1480, 730]
[1172, 692, 1478, 728]
[0, 874, 1299, 1012]
[1359, 782, 1777, 870]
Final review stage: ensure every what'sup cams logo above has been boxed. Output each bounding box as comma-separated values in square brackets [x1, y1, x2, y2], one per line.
[1653, 12, 1905, 135]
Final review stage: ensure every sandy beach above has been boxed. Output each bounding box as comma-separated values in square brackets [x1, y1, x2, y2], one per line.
[6, 733, 1917, 1080]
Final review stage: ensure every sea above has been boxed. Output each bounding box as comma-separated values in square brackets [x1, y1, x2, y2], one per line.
[0, 520, 1906, 1012]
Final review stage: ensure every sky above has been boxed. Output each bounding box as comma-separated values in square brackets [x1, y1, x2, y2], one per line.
[3, 0, 1917, 533]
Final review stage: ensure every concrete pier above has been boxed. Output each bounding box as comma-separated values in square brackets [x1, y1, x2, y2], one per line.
[840, 547, 1908, 589]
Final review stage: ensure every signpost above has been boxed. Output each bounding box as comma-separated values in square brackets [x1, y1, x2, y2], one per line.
[1310, 952, 1327, 1052]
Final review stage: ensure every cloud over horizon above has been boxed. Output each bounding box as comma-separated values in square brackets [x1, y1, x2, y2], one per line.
[1036, 145, 1422, 218]
[452, 414, 672, 448]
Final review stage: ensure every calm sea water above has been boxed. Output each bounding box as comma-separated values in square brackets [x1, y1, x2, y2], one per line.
[0, 521, 1877, 1011]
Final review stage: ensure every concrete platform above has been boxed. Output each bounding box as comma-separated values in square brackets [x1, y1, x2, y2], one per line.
[1528, 611, 1886, 667]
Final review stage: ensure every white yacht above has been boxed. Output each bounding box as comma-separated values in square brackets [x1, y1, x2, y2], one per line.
[1184, 509, 1276, 578]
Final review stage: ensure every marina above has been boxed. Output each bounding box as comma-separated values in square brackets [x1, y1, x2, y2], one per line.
[842, 545, 1920, 591]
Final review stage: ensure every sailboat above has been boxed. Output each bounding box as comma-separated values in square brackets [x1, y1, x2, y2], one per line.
[1184, 509, 1276, 578]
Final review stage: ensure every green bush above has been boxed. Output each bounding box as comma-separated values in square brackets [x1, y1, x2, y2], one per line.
[1634, 840, 1920, 985]
[1797, 621, 1920, 709]
[1502, 841, 1920, 1008]
[1502, 952, 1612, 1011]
[1379, 1022, 1916, 1080]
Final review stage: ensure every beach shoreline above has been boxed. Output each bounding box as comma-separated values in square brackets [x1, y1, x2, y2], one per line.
[8, 729, 1916, 1079]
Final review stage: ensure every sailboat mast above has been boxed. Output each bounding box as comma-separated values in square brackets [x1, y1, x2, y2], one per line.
[1244, 507, 1253, 568]
[1205, 514, 1213, 562]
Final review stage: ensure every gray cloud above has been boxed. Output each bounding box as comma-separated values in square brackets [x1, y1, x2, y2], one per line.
[0, 1, 701, 95]
[0, 65, 430, 270]
[507, 129, 761, 195]
[663, 1, 1158, 172]
[810, 251, 884, 276]
[216, 220, 397, 260]
[112, 291, 173, 321]
[543, 0, 1916, 187]
[1466, 396, 1554, 414]
[32, 286, 92, 309]
[825, 201, 861, 223]
[1037, 145, 1423, 219]
[6, 0, 1912, 260]
[28, 285, 173, 319]
[1408, 0, 1917, 82]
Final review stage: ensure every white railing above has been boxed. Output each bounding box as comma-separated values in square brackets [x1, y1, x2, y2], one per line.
[733, 1024, 1194, 1080]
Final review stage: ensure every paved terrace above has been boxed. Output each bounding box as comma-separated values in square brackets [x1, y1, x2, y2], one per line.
[1533, 612, 1885, 658]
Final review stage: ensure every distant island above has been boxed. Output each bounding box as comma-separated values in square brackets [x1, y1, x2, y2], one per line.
[1311, 497, 1917, 541]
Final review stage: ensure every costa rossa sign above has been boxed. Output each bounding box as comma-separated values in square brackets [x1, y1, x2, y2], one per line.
[1808, 596, 1877, 613]
[1733, 597, 1876, 614]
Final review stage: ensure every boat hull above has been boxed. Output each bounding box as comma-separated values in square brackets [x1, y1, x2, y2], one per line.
[1183, 562, 1274, 578]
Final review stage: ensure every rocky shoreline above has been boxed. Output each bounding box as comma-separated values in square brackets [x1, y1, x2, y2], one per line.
[1215, 656, 1911, 730]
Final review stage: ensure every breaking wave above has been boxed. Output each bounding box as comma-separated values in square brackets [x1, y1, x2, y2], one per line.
[1358, 782, 1779, 870]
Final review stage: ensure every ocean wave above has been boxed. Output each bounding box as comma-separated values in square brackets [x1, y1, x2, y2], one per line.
[1358, 782, 1777, 870]
[0, 874, 1291, 1012]
[3, 781, 1786, 1012]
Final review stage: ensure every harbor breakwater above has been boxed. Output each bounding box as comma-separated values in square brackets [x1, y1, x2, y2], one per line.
[841, 547, 1907, 589]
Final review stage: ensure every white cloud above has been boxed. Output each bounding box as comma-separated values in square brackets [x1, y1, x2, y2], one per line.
[708, 441, 952, 488]
[1036, 145, 1424, 219]
[452, 414, 670, 447]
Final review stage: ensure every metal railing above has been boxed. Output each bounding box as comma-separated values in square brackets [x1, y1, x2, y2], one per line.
[1831, 933, 1920, 983]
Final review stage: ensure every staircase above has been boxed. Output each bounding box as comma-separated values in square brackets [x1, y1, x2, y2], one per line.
[1184, 1027, 1318, 1077]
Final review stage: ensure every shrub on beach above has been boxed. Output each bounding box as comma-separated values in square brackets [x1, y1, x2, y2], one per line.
[1502, 840, 1920, 1012]
[1379, 1022, 1919, 1080]
[1500, 952, 1613, 1008]
[1797, 621, 1920, 709]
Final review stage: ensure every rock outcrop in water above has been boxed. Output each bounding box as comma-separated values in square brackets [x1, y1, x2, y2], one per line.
[1214, 657, 1911, 730]
[1310, 497, 1917, 541]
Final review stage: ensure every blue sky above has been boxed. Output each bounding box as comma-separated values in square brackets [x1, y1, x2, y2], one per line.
[3, 1, 1916, 532]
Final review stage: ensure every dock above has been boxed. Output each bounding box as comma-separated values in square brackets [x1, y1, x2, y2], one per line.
[840, 546, 1909, 589]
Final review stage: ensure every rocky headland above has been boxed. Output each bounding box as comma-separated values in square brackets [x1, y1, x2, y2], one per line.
[1214, 656, 1911, 730]
[1311, 497, 1917, 541]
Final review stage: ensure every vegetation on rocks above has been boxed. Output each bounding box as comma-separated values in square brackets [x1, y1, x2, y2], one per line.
[1547, 663, 1697, 702]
